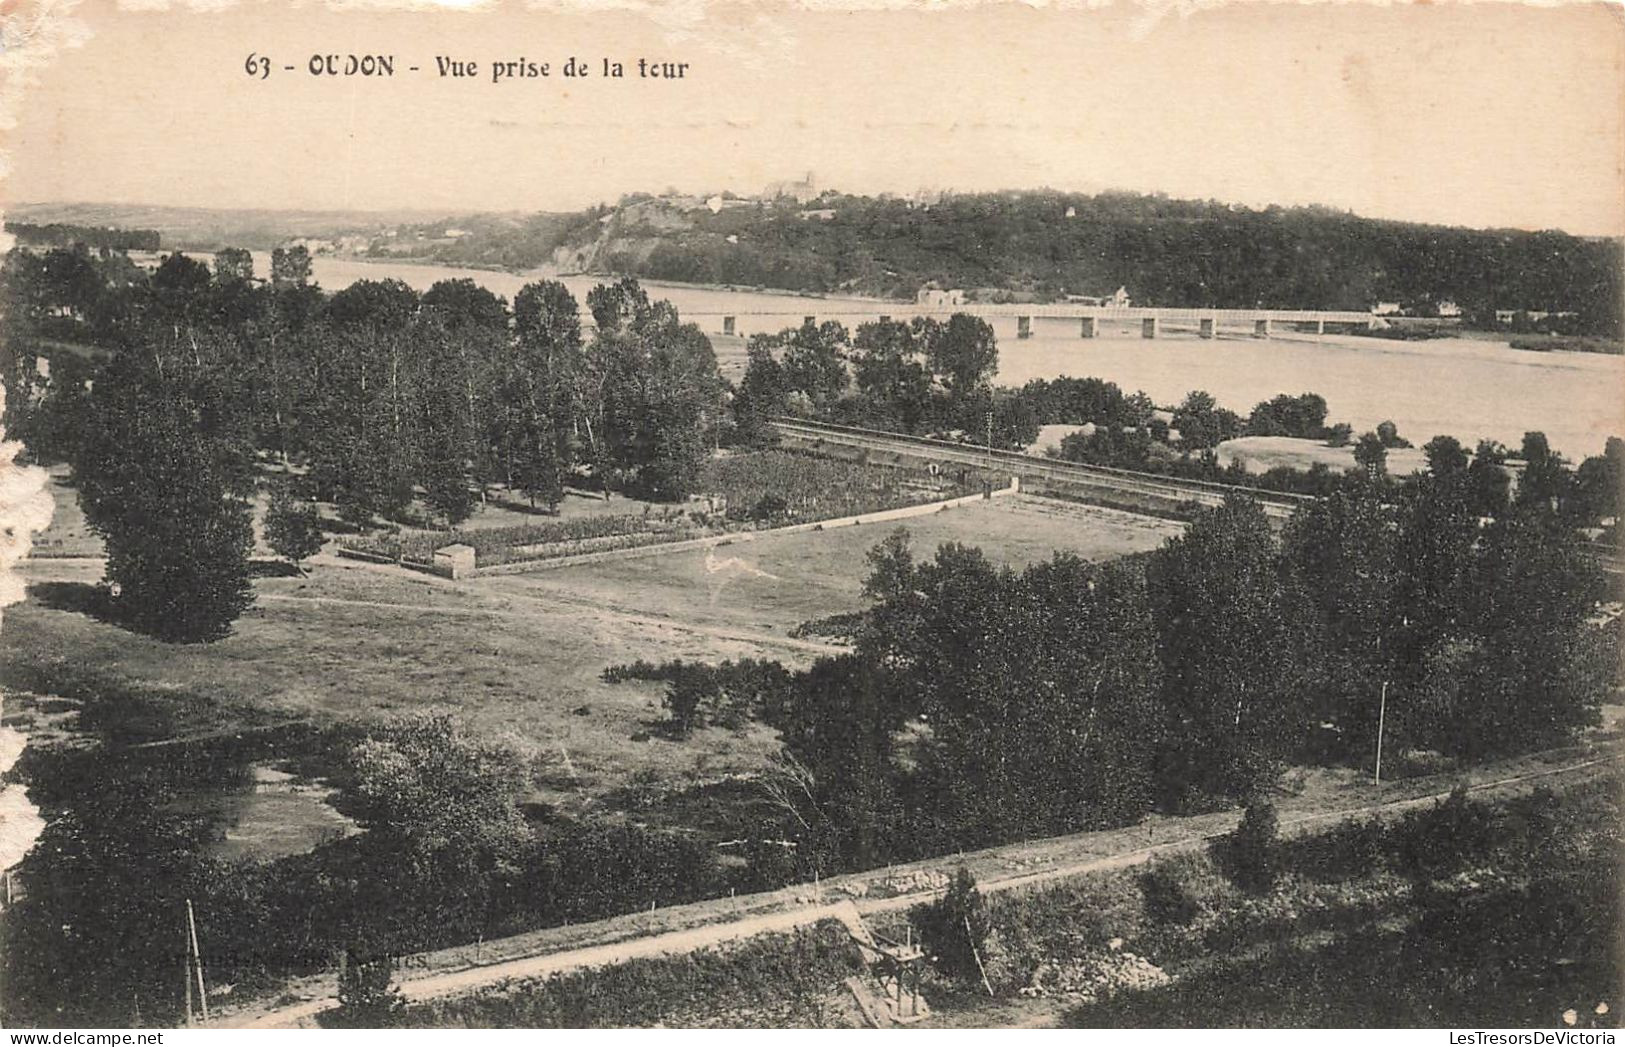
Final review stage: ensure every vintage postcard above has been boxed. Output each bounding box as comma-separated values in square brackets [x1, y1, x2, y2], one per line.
[0, 0, 1621, 1033]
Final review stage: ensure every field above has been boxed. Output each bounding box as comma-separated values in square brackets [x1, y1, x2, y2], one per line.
[11, 476, 1178, 816]
[1216, 436, 1429, 476]
[336, 450, 949, 569]
[480, 497, 1185, 641]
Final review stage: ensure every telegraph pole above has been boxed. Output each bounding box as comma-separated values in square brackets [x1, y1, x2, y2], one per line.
[186, 899, 209, 1023]
[1374, 680, 1389, 784]
[984, 409, 994, 498]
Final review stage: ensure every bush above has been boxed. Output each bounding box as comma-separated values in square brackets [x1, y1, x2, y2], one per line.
[326, 950, 405, 1028]
[750, 493, 790, 521]
[264, 488, 325, 569]
[914, 867, 993, 985]
[1289, 816, 1385, 882]
[1218, 801, 1280, 894]
[1325, 423, 1353, 448]
[1392, 784, 1499, 881]
[1138, 860, 1201, 926]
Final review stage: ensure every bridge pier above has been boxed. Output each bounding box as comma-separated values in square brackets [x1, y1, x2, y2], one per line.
[1315, 319, 1325, 335]
[722, 316, 737, 336]
[1199, 318, 1216, 340]
[1254, 319, 1271, 338]
[1141, 317, 1159, 339]
[1079, 316, 1097, 339]
[1016, 316, 1033, 339]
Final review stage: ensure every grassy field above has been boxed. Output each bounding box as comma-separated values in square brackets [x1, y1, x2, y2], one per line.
[481, 496, 1186, 640]
[13, 477, 1178, 816]
[1216, 436, 1428, 476]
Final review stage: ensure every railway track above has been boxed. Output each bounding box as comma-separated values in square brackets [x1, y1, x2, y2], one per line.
[769, 417, 1312, 519]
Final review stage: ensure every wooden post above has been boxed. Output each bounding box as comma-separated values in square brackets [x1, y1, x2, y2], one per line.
[183, 908, 194, 1026]
[187, 899, 209, 1022]
[965, 916, 994, 997]
[1374, 679, 1389, 784]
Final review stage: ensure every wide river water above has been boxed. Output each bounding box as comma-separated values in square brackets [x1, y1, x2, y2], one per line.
[272, 255, 1623, 460]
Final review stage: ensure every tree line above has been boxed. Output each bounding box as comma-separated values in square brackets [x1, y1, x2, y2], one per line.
[5, 221, 161, 252]
[2, 246, 725, 640]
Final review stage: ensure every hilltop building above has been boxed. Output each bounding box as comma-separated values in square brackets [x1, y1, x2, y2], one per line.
[765, 173, 820, 204]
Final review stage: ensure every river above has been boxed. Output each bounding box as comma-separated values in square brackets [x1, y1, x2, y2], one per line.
[256, 254, 1624, 459]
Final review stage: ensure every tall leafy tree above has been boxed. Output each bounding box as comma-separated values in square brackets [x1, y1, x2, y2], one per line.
[1146, 494, 1317, 802]
[74, 330, 256, 642]
[922, 313, 998, 406]
[850, 319, 931, 432]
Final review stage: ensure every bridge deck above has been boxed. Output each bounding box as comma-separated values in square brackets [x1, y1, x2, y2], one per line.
[660, 304, 1373, 322]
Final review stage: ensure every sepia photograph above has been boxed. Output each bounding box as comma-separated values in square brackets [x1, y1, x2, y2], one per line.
[0, 0, 1621, 1033]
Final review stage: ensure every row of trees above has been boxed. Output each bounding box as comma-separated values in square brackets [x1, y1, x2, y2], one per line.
[2, 246, 728, 640]
[732, 313, 1000, 439]
[4, 221, 161, 252]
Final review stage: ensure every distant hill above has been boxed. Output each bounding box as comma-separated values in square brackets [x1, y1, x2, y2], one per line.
[9, 192, 1620, 334]
[529, 191, 1621, 335]
[3, 202, 467, 252]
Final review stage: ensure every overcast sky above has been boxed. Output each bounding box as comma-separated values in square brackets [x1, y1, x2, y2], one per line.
[7, 0, 1624, 236]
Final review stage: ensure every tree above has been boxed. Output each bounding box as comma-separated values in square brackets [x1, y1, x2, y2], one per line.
[1515, 430, 1570, 511]
[1572, 436, 1624, 525]
[348, 713, 528, 855]
[1220, 800, 1280, 894]
[327, 279, 420, 330]
[1172, 390, 1241, 450]
[923, 313, 998, 404]
[270, 245, 312, 286]
[263, 486, 324, 572]
[505, 280, 583, 510]
[1146, 494, 1317, 803]
[420, 428, 477, 525]
[422, 278, 509, 331]
[1353, 431, 1388, 477]
[1376, 419, 1411, 448]
[212, 247, 254, 284]
[778, 320, 850, 413]
[1422, 434, 1469, 477]
[74, 334, 256, 642]
[1443, 505, 1608, 757]
[1246, 392, 1328, 438]
[915, 867, 992, 984]
[331, 950, 405, 1028]
[850, 319, 931, 432]
[732, 339, 791, 442]
[586, 276, 650, 333]
[1465, 440, 1513, 517]
[1282, 483, 1398, 758]
[587, 286, 721, 499]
